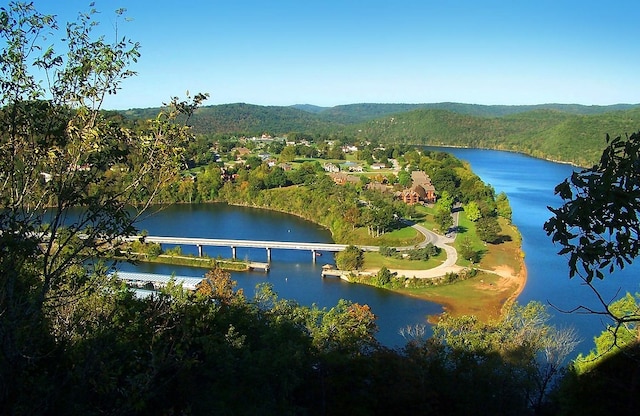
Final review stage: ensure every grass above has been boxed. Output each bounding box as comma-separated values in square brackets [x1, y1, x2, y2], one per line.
[399, 272, 511, 321]
[347, 223, 424, 246]
[130, 253, 250, 272]
[366, 212, 525, 322]
[477, 218, 523, 274]
[363, 251, 445, 270]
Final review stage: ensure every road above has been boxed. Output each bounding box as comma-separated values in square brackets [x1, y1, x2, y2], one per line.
[391, 212, 464, 279]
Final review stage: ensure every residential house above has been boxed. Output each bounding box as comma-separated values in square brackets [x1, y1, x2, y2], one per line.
[323, 162, 340, 173]
[330, 172, 360, 186]
[399, 170, 437, 204]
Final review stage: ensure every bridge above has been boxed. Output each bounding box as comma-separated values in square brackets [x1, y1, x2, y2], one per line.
[121, 235, 379, 262]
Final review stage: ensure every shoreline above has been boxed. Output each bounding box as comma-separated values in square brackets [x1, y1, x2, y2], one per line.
[378, 248, 528, 321]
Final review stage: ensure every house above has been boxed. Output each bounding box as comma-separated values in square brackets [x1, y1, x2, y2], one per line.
[399, 170, 437, 204]
[341, 145, 358, 153]
[342, 161, 363, 172]
[329, 172, 360, 186]
[232, 147, 251, 159]
[367, 182, 391, 193]
[323, 162, 340, 173]
[370, 162, 386, 170]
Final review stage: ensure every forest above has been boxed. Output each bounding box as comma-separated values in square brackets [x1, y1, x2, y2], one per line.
[123, 102, 640, 167]
[1, 2, 639, 415]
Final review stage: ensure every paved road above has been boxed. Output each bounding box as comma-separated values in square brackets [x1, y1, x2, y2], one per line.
[392, 216, 464, 279]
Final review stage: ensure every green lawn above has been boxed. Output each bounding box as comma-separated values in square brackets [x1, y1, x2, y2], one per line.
[400, 272, 508, 321]
[347, 224, 423, 247]
[363, 251, 445, 270]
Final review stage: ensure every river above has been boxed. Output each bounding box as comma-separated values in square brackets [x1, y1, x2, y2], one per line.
[428, 147, 640, 354]
[121, 149, 640, 354]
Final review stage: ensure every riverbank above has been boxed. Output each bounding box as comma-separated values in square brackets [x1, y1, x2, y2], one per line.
[363, 217, 527, 322]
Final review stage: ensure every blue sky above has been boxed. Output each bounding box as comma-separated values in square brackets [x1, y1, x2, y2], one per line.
[33, 1, 640, 109]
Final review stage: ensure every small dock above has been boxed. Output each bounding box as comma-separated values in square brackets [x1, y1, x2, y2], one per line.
[321, 269, 351, 282]
[248, 262, 270, 272]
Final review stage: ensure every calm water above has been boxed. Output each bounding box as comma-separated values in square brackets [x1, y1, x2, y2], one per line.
[120, 204, 443, 348]
[120, 149, 640, 354]
[428, 147, 640, 353]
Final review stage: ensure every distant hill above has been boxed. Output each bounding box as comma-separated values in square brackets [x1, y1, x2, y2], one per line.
[305, 102, 640, 124]
[290, 104, 328, 114]
[346, 107, 640, 166]
[118, 102, 640, 166]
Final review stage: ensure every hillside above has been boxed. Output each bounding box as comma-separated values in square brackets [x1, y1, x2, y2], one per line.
[119, 102, 640, 166]
[347, 107, 640, 166]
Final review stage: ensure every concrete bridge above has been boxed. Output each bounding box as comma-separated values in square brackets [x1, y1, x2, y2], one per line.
[121, 235, 379, 262]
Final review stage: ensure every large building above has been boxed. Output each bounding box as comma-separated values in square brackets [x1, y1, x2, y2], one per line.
[399, 171, 436, 204]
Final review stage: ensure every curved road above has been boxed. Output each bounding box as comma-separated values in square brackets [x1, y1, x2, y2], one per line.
[393, 212, 465, 279]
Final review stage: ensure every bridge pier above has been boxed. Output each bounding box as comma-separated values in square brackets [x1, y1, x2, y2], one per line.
[197, 244, 203, 257]
[312, 250, 317, 263]
[231, 246, 236, 259]
[266, 247, 271, 262]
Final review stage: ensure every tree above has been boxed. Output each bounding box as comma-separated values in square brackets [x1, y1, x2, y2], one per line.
[0, 2, 205, 409]
[464, 200, 482, 222]
[496, 191, 512, 221]
[335, 245, 363, 270]
[434, 207, 453, 233]
[476, 216, 501, 243]
[375, 266, 395, 287]
[279, 144, 297, 162]
[459, 236, 478, 263]
[397, 169, 412, 187]
[435, 190, 455, 213]
[544, 131, 640, 325]
[432, 302, 579, 414]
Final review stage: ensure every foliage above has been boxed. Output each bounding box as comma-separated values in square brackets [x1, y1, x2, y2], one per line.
[0, 2, 204, 410]
[545, 131, 640, 282]
[572, 292, 640, 374]
[476, 216, 502, 243]
[433, 207, 454, 233]
[431, 302, 579, 414]
[496, 191, 513, 221]
[335, 245, 364, 270]
[375, 266, 395, 286]
[464, 200, 482, 222]
[459, 236, 479, 263]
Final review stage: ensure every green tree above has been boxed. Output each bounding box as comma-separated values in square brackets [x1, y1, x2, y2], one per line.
[459, 236, 478, 263]
[375, 266, 394, 286]
[434, 207, 453, 233]
[432, 302, 579, 414]
[397, 169, 412, 187]
[496, 191, 513, 221]
[544, 131, 640, 326]
[464, 200, 482, 222]
[0, 3, 205, 410]
[196, 163, 223, 201]
[335, 245, 364, 270]
[435, 189, 455, 213]
[279, 144, 297, 162]
[476, 216, 501, 243]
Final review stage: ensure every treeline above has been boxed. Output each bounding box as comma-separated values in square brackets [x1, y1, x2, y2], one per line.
[348, 107, 640, 166]
[121, 102, 640, 166]
[5, 262, 625, 415]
